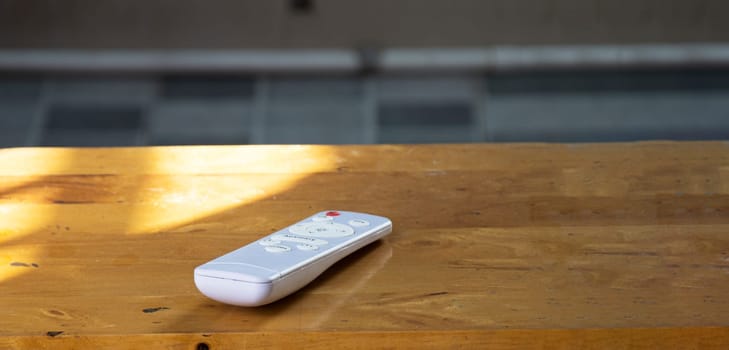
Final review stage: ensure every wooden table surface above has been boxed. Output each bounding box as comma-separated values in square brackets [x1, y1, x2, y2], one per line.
[1, 142, 729, 349]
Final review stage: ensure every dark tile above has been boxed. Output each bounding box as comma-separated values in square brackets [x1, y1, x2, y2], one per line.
[0, 104, 36, 129]
[0, 77, 43, 100]
[161, 75, 255, 99]
[0, 131, 29, 147]
[487, 69, 729, 94]
[266, 105, 363, 127]
[45, 106, 143, 130]
[148, 101, 252, 134]
[269, 78, 362, 100]
[378, 103, 472, 127]
[149, 134, 249, 146]
[639, 129, 729, 141]
[0, 104, 37, 147]
[49, 77, 156, 103]
[263, 126, 365, 144]
[41, 130, 142, 147]
[493, 127, 729, 143]
[378, 127, 474, 143]
[485, 88, 729, 143]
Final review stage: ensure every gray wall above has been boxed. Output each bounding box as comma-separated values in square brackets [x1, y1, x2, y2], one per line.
[3, 72, 729, 147]
[1, 0, 728, 49]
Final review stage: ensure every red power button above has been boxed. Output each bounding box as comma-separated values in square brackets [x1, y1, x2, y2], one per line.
[325, 211, 340, 217]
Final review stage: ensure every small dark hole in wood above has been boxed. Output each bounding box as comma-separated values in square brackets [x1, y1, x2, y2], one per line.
[290, 0, 314, 13]
[196, 342, 210, 350]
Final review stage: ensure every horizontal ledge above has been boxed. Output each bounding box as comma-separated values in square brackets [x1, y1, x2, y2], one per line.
[382, 44, 729, 71]
[0, 49, 359, 73]
[1, 44, 729, 73]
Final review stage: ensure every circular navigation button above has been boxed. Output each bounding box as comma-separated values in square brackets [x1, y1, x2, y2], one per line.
[264, 245, 291, 253]
[348, 219, 370, 227]
[298, 222, 354, 238]
[288, 223, 309, 235]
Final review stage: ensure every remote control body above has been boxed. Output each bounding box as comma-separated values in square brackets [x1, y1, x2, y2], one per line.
[194, 211, 392, 306]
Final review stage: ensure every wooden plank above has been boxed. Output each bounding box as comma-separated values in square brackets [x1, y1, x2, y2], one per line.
[1, 142, 729, 348]
[3, 225, 729, 334]
[4, 328, 729, 350]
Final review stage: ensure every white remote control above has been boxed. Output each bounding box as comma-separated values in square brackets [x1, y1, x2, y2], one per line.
[194, 211, 393, 306]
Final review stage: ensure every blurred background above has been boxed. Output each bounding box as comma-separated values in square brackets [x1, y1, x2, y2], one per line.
[1, 0, 728, 147]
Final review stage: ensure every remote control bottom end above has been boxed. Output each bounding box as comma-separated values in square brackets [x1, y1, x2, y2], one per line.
[194, 273, 274, 306]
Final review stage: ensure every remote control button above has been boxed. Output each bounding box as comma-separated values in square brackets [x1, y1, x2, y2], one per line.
[299, 222, 354, 238]
[297, 243, 319, 251]
[258, 238, 281, 246]
[288, 223, 309, 235]
[325, 211, 340, 217]
[264, 245, 291, 253]
[271, 234, 328, 245]
[312, 215, 333, 222]
[348, 219, 370, 227]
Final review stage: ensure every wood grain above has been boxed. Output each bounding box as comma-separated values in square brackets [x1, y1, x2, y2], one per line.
[1, 142, 729, 349]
